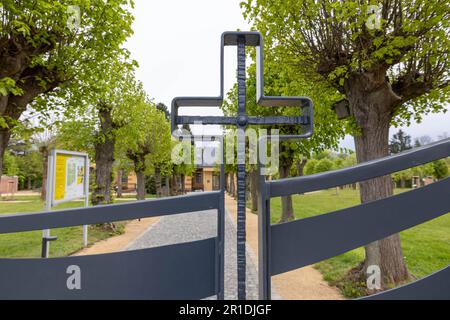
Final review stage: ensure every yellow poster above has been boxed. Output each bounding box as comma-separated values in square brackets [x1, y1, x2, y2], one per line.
[54, 154, 69, 201]
[53, 152, 87, 203]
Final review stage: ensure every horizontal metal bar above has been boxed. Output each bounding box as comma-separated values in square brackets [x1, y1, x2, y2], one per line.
[176, 116, 236, 125]
[0, 192, 221, 234]
[248, 116, 310, 125]
[258, 96, 312, 107]
[268, 138, 450, 198]
[270, 178, 450, 275]
[361, 265, 450, 300]
[172, 97, 223, 108]
[0, 238, 217, 300]
[222, 31, 261, 46]
[176, 115, 311, 126]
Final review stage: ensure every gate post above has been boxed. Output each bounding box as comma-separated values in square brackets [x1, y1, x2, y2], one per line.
[257, 140, 271, 300]
[217, 137, 226, 300]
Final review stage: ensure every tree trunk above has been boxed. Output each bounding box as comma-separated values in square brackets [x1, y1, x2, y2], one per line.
[92, 105, 116, 206]
[229, 172, 235, 196]
[40, 148, 49, 201]
[249, 167, 258, 212]
[400, 178, 405, 189]
[295, 159, 307, 177]
[155, 167, 162, 197]
[279, 164, 294, 222]
[181, 174, 185, 194]
[0, 128, 12, 177]
[348, 76, 409, 288]
[165, 176, 170, 197]
[117, 169, 123, 198]
[136, 170, 146, 201]
[92, 141, 115, 205]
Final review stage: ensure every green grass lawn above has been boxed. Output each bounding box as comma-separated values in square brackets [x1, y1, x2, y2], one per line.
[268, 188, 450, 298]
[0, 196, 130, 258]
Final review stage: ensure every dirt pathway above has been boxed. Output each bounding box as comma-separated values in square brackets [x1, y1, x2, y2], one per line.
[72, 217, 159, 256]
[225, 194, 343, 300]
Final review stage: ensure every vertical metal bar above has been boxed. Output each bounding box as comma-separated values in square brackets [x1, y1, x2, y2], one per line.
[42, 150, 54, 258]
[258, 161, 271, 299]
[83, 156, 90, 246]
[236, 36, 247, 300]
[216, 137, 225, 300]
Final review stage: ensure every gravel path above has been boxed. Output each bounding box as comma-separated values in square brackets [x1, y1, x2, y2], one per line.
[126, 209, 259, 300]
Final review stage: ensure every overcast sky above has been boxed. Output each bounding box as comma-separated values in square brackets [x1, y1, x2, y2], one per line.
[125, 0, 449, 150]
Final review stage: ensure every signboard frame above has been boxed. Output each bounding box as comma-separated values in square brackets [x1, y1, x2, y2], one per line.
[50, 149, 90, 206]
[43, 149, 90, 256]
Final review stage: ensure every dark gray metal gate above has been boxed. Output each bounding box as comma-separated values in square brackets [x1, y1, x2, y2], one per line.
[258, 138, 450, 300]
[0, 192, 224, 300]
[171, 31, 313, 300]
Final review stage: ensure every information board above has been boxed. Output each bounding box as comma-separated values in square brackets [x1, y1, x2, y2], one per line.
[51, 151, 88, 205]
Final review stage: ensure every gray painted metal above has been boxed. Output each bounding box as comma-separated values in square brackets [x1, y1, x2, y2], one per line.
[0, 191, 224, 300]
[361, 266, 450, 300]
[170, 31, 314, 139]
[258, 164, 272, 300]
[236, 36, 247, 299]
[176, 115, 310, 126]
[171, 31, 314, 300]
[258, 141, 450, 300]
[0, 191, 220, 234]
[269, 138, 450, 198]
[270, 177, 450, 275]
[0, 238, 216, 300]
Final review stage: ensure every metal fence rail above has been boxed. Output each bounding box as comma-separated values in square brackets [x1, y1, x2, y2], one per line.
[258, 138, 450, 300]
[0, 192, 225, 300]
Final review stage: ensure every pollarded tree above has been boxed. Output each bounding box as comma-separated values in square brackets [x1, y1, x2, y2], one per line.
[55, 54, 142, 205]
[222, 59, 346, 222]
[120, 102, 172, 201]
[0, 0, 134, 175]
[242, 0, 450, 287]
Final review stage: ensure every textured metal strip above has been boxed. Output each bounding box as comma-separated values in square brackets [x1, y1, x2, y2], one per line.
[236, 36, 247, 300]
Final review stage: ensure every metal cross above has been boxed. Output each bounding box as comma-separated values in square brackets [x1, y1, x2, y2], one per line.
[171, 31, 314, 300]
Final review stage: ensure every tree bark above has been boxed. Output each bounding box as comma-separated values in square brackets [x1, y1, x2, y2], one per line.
[249, 167, 258, 212]
[181, 174, 185, 194]
[279, 164, 294, 222]
[295, 159, 307, 177]
[0, 129, 11, 176]
[348, 74, 409, 287]
[155, 167, 162, 198]
[92, 105, 116, 206]
[165, 176, 170, 197]
[117, 169, 123, 198]
[230, 172, 237, 198]
[229, 172, 235, 196]
[136, 170, 146, 201]
[40, 148, 48, 201]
